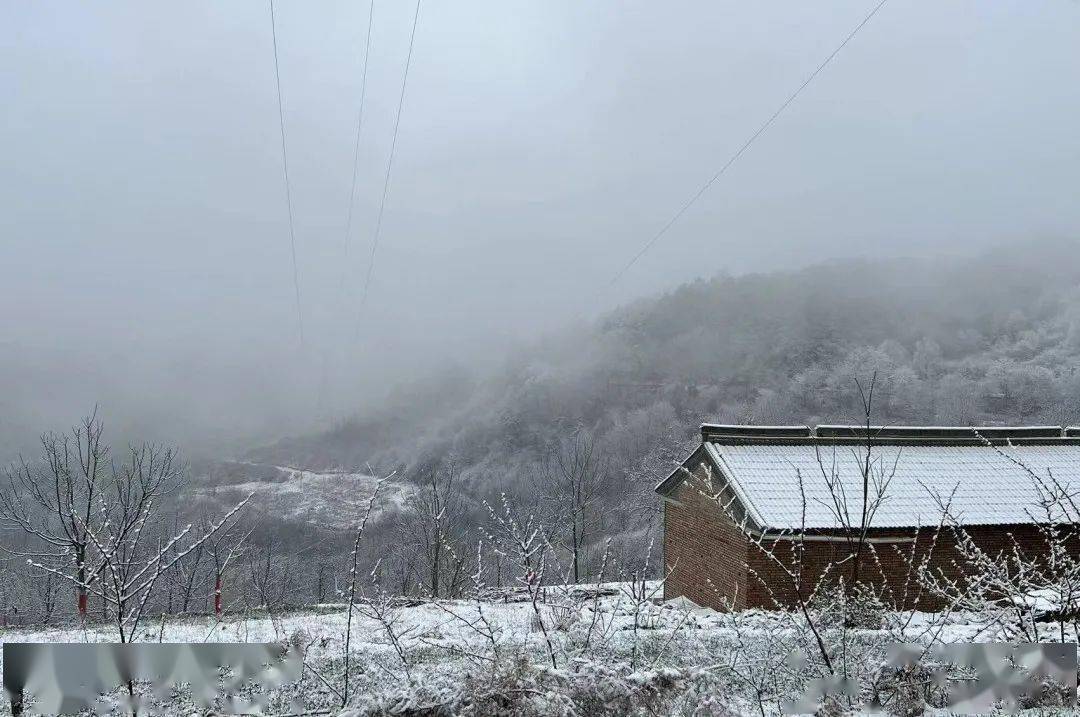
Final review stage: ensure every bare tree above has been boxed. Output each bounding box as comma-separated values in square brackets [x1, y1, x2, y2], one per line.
[397, 461, 468, 598]
[0, 411, 109, 622]
[246, 532, 296, 616]
[607, 402, 692, 528]
[84, 442, 186, 633]
[31, 479, 250, 643]
[342, 474, 387, 706]
[538, 432, 607, 583]
[811, 372, 899, 596]
[206, 514, 251, 617]
[1, 412, 252, 642]
[482, 493, 558, 669]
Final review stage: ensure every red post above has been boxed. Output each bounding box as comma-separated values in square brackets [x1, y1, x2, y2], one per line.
[78, 591, 88, 619]
[214, 575, 222, 616]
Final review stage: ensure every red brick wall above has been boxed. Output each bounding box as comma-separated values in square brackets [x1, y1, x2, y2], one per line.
[745, 528, 930, 610]
[744, 524, 1062, 610]
[663, 462, 749, 610]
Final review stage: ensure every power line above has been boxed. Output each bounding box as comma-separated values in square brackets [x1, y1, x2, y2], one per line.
[604, 0, 890, 291]
[354, 0, 422, 330]
[316, 0, 376, 419]
[339, 0, 376, 283]
[269, 0, 305, 345]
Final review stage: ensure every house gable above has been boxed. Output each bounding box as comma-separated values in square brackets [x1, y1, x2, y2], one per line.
[662, 460, 749, 611]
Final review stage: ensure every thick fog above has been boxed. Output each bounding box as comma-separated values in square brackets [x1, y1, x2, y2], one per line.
[2, 0, 1078, 459]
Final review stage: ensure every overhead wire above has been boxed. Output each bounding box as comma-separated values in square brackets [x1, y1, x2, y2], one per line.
[339, 0, 376, 285]
[603, 0, 890, 292]
[316, 0, 376, 418]
[269, 0, 306, 345]
[353, 0, 422, 333]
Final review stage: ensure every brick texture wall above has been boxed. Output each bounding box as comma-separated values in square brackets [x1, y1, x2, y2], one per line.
[745, 528, 936, 610]
[663, 461, 749, 610]
[746, 524, 1060, 610]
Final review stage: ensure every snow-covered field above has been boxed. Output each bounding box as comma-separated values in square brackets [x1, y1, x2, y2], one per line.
[200, 465, 413, 531]
[1, 585, 1076, 716]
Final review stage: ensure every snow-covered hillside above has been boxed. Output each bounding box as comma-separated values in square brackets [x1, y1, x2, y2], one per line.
[199, 464, 414, 531]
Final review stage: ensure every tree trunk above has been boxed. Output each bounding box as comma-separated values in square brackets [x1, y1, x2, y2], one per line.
[431, 540, 440, 599]
[571, 521, 581, 584]
[75, 545, 88, 622]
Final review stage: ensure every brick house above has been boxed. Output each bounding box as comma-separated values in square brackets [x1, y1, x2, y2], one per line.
[656, 424, 1080, 611]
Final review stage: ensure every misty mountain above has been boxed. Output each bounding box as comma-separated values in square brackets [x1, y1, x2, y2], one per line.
[251, 240, 1080, 500]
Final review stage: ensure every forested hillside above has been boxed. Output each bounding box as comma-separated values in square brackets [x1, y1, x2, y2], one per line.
[241, 240, 1080, 582]
[258, 239, 1080, 477]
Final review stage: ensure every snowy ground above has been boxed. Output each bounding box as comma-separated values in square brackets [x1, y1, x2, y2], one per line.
[198, 465, 414, 531]
[1, 585, 1076, 715]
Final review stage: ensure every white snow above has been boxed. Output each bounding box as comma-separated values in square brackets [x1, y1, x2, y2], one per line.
[199, 465, 414, 530]
[702, 441, 1080, 529]
[1, 583, 1075, 715]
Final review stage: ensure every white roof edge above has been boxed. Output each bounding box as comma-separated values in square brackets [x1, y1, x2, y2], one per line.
[701, 424, 811, 430]
[654, 444, 707, 495]
[712, 441, 1080, 530]
[654, 462, 685, 494]
[814, 424, 1064, 431]
[703, 442, 767, 530]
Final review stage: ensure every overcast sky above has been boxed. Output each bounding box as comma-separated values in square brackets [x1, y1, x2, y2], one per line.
[2, 0, 1078, 458]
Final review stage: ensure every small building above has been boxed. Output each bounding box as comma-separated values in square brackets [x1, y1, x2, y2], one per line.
[656, 424, 1080, 611]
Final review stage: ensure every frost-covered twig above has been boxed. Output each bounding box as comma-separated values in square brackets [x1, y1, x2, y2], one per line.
[342, 471, 389, 706]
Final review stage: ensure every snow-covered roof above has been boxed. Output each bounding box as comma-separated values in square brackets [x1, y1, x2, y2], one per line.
[658, 425, 1080, 530]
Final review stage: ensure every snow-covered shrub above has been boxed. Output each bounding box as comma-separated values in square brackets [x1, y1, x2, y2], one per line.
[867, 656, 954, 717]
[807, 582, 891, 631]
[340, 657, 703, 717]
[289, 626, 312, 655]
[543, 601, 581, 633]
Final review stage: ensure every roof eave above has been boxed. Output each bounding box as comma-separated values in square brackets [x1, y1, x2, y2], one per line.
[702, 442, 768, 531]
[655, 441, 768, 534]
[654, 444, 708, 496]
